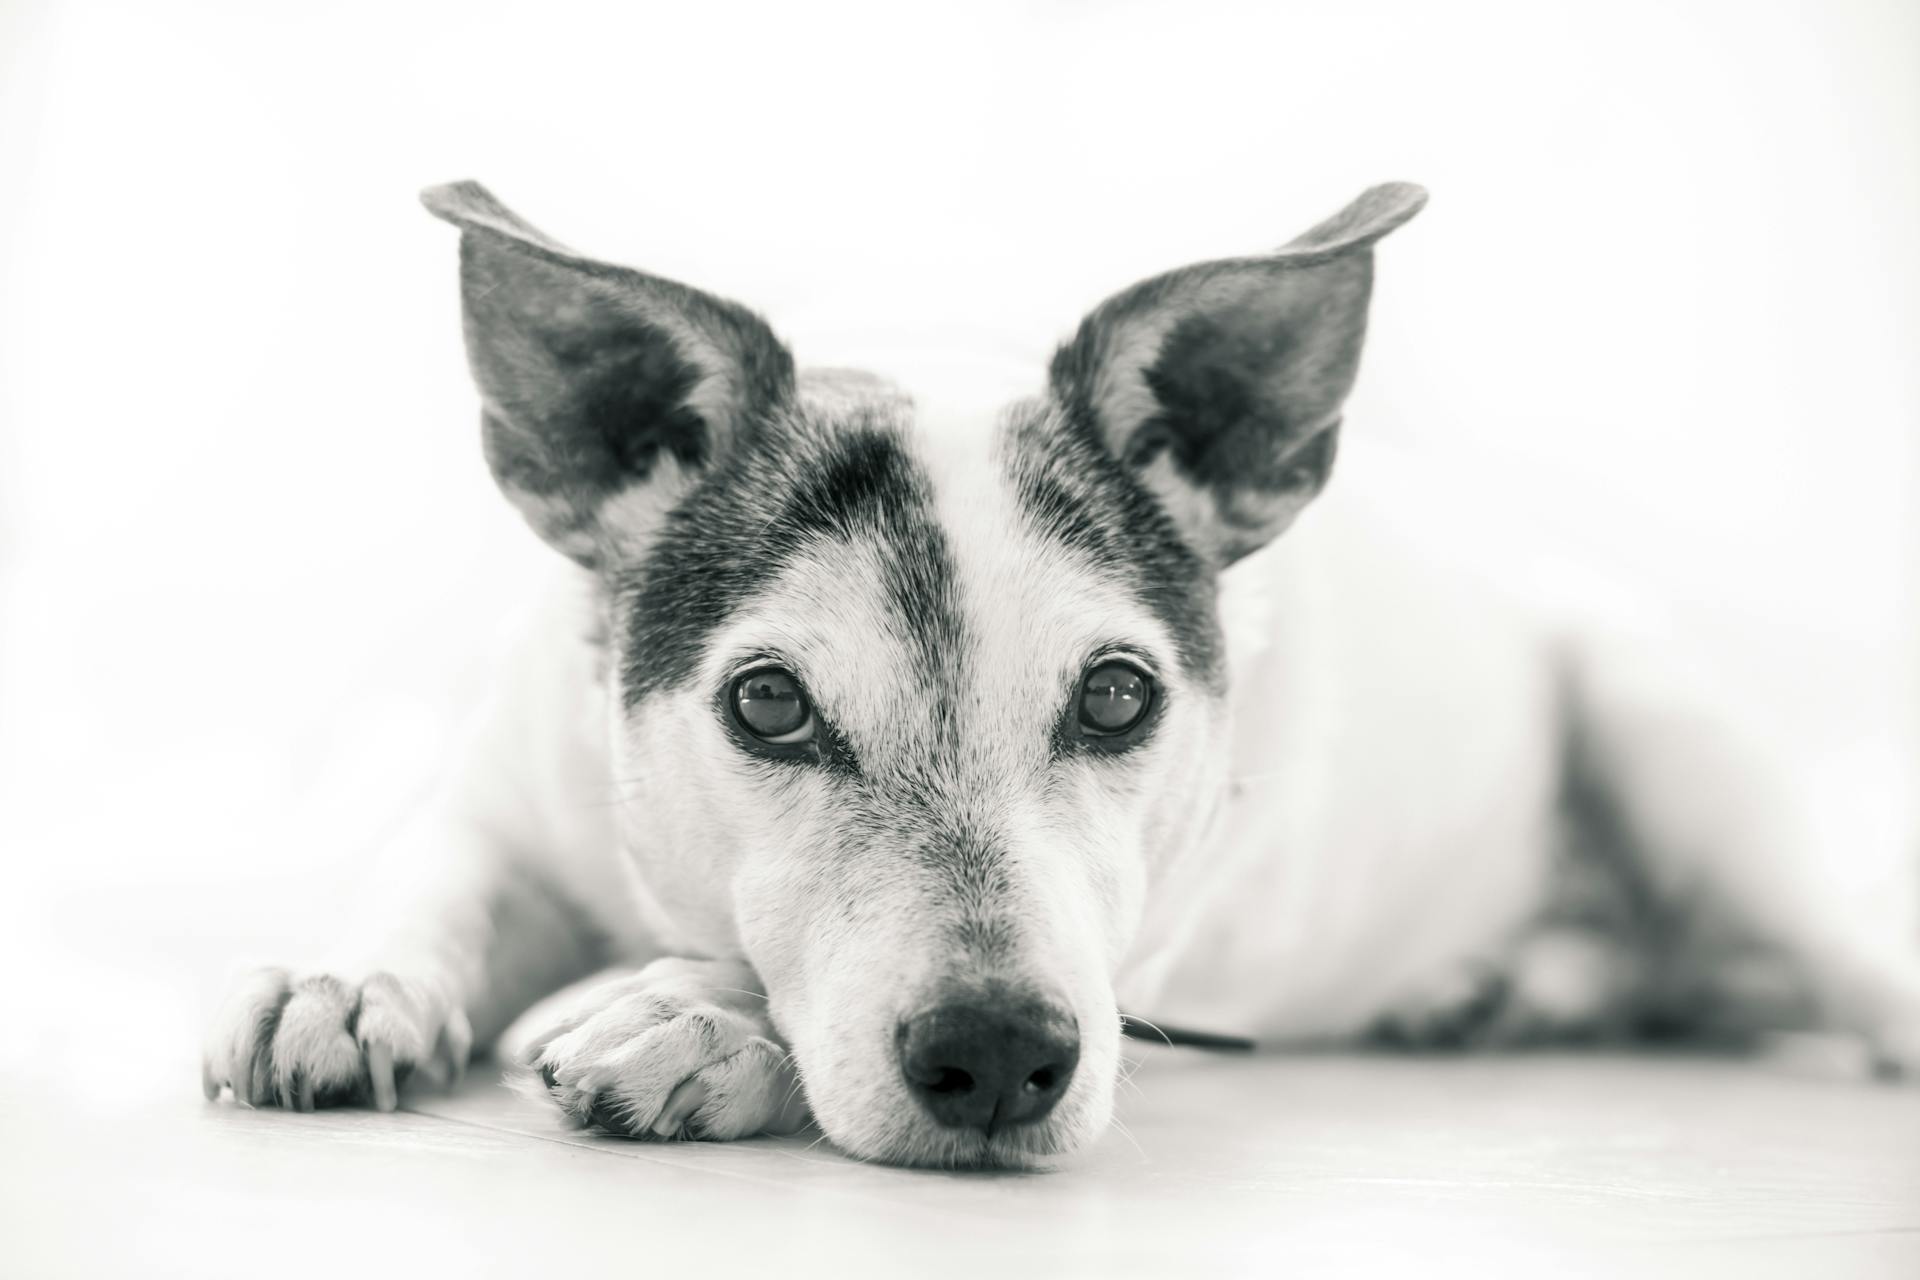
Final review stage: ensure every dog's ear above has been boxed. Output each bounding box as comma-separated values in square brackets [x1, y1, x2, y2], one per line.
[1049, 183, 1426, 567]
[422, 181, 795, 567]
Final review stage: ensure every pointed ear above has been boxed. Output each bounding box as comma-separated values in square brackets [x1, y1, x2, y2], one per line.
[421, 181, 795, 567]
[1048, 182, 1427, 567]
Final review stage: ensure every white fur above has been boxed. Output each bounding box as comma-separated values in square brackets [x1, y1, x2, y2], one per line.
[1121, 437, 1563, 1036]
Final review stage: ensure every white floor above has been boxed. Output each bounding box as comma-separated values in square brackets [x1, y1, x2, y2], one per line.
[5, 1039, 1917, 1279]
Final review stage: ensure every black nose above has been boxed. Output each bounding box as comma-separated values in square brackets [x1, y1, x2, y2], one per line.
[897, 993, 1080, 1134]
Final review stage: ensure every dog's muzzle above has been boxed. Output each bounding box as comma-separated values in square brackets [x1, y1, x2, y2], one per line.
[896, 986, 1080, 1135]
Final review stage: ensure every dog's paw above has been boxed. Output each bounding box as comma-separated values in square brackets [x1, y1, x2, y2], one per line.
[1827, 959, 1920, 1082]
[1484, 927, 1645, 1041]
[202, 967, 471, 1111]
[1370, 929, 1642, 1049]
[1867, 1024, 1920, 1079]
[1369, 959, 1509, 1048]
[522, 959, 807, 1141]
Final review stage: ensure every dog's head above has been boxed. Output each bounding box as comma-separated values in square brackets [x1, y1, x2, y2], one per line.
[425, 180, 1423, 1166]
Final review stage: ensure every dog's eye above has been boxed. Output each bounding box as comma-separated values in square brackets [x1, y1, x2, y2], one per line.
[731, 668, 817, 745]
[1078, 661, 1152, 737]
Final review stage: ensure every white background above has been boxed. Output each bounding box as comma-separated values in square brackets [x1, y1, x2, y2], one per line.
[0, 0, 1915, 1081]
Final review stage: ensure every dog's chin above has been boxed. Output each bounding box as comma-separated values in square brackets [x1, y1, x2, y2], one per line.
[807, 1077, 1114, 1171]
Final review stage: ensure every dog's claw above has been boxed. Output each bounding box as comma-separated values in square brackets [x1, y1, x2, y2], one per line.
[368, 1042, 398, 1112]
[201, 1059, 221, 1101]
[444, 1008, 474, 1088]
[586, 1093, 629, 1134]
[654, 1077, 708, 1137]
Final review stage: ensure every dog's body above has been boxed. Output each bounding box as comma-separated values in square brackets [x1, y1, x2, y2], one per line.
[204, 182, 1920, 1167]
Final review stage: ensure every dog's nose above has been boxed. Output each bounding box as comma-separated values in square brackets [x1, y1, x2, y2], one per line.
[897, 994, 1080, 1134]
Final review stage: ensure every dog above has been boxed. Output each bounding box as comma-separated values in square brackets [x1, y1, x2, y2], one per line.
[202, 180, 1920, 1168]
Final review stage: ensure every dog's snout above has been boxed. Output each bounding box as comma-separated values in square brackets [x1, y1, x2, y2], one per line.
[897, 994, 1080, 1134]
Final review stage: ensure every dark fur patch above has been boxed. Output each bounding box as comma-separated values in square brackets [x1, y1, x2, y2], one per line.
[1001, 398, 1225, 689]
[1047, 251, 1375, 566]
[468, 254, 712, 495]
[778, 427, 963, 674]
[1137, 304, 1346, 506]
[618, 398, 960, 708]
[428, 181, 796, 565]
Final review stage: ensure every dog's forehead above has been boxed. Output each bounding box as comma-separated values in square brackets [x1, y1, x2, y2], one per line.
[617, 370, 1221, 709]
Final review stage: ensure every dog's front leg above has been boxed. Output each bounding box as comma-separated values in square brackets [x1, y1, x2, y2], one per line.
[201, 804, 601, 1112]
[514, 959, 810, 1141]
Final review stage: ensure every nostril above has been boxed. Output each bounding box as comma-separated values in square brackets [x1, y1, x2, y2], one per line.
[1025, 1066, 1057, 1093]
[928, 1067, 974, 1095]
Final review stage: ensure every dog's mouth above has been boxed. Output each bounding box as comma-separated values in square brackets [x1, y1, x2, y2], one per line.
[807, 1084, 1099, 1171]
[872, 1114, 1081, 1171]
